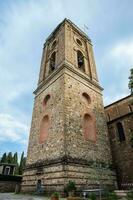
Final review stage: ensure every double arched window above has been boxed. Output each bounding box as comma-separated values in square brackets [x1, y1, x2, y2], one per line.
[77, 50, 85, 72]
[50, 52, 56, 73]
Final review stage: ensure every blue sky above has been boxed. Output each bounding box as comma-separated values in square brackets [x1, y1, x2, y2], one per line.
[0, 0, 133, 157]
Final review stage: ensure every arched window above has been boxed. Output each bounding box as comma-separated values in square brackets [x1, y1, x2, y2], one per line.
[50, 52, 56, 72]
[43, 94, 50, 108]
[77, 50, 85, 72]
[82, 92, 91, 105]
[83, 114, 96, 142]
[116, 122, 125, 142]
[39, 115, 49, 144]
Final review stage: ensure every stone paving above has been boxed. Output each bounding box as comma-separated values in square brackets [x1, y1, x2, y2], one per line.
[0, 193, 49, 200]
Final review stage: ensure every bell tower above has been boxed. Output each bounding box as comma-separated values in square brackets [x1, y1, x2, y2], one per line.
[21, 19, 116, 193]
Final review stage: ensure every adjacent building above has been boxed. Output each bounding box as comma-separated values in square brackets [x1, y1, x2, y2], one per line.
[0, 163, 16, 175]
[105, 95, 133, 189]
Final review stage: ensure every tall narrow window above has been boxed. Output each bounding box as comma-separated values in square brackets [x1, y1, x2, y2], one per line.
[77, 50, 85, 72]
[116, 122, 125, 142]
[50, 52, 56, 72]
[39, 115, 49, 144]
[83, 114, 96, 142]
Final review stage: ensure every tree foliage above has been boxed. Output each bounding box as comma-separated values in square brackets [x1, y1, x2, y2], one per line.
[0, 153, 7, 163]
[19, 151, 26, 175]
[7, 152, 13, 163]
[128, 68, 133, 95]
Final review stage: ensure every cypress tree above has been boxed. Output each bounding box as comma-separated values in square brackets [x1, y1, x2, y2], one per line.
[0, 153, 7, 163]
[129, 68, 133, 94]
[13, 152, 19, 174]
[7, 152, 13, 163]
[19, 151, 26, 175]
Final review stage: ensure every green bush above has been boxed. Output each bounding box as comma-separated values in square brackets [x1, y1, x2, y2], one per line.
[106, 192, 118, 200]
[89, 193, 96, 200]
[127, 190, 133, 200]
[65, 180, 76, 192]
[103, 189, 118, 200]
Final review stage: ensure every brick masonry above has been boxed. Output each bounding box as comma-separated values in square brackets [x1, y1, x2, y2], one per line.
[105, 95, 133, 189]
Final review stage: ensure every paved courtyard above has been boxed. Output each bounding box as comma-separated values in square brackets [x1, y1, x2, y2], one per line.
[0, 193, 49, 200]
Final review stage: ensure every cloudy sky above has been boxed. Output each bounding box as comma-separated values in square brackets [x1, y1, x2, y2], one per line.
[0, 0, 132, 157]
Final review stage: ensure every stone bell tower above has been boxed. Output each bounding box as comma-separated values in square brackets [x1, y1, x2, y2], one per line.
[21, 19, 116, 193]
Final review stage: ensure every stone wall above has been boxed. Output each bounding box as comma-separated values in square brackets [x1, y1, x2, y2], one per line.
[0, 181, 17, 192]
[22, 65, 116, 193]
[0, 174, 22, 193]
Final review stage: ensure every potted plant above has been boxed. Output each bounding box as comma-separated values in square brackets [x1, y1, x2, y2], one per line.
[51, 192, 60, 200]
[89, 193, 96, 200]
[65, 180, 76, 197]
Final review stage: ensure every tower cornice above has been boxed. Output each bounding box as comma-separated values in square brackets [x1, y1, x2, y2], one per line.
[34, 62, 103, 96]
[44, 18, 91, 45]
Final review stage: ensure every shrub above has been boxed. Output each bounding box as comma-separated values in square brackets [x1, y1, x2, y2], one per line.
[89, 193, 96, 200]
[127, 190, 133, 200]
[106, 192, 118, 200]
[65, 180, 76, 192]
[103, 189, 118, 200]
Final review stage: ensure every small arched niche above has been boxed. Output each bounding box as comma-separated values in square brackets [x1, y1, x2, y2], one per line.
[77, 50, 85, 72]
[43, 94, 50, 108]
[83, 114, 96, 142]
[49, 52, 56, 73]
[82, 92, 91, 105]
[39, 115, 49, 144]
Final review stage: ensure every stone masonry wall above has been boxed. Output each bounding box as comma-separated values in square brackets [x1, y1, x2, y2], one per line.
[26, 71, 65, 165]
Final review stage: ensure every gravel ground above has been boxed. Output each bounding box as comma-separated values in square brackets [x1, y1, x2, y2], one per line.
[0, 193, 49, 200]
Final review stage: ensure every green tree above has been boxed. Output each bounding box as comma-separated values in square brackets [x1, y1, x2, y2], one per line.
[19, 151, 26, 175]
[128, 68, 133, 95]
[13, 152, 18, 164]
[0, 153, 7, 163]
[7, 152, 13, 163]
[13, 152, 19, 174]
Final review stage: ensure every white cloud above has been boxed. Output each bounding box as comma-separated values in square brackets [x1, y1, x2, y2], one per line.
[104, 91, 129, 106]
[98, 39, 133, 106]
[110, 39, 133, 65]
[0, 113, 28, 144]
